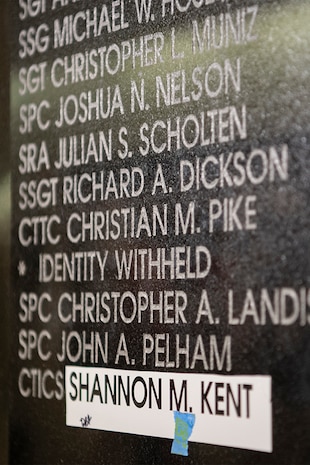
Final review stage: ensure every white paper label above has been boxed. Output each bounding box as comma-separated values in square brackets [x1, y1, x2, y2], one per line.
[66, 366, 272, 453]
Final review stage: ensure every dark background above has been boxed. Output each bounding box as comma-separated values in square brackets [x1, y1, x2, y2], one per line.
[0, 0, 9, 463]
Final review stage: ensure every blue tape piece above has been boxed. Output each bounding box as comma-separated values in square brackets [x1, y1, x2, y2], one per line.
[171, 411, 196, 457]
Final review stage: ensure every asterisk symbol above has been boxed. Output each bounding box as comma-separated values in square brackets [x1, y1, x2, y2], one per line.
[18, 261, 27, 277]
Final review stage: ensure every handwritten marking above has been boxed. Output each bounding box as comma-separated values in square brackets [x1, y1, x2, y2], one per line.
[80, 414, 92, 428]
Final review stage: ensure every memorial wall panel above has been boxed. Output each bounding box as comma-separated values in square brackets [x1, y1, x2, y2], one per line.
[10, 0, 310, 463]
